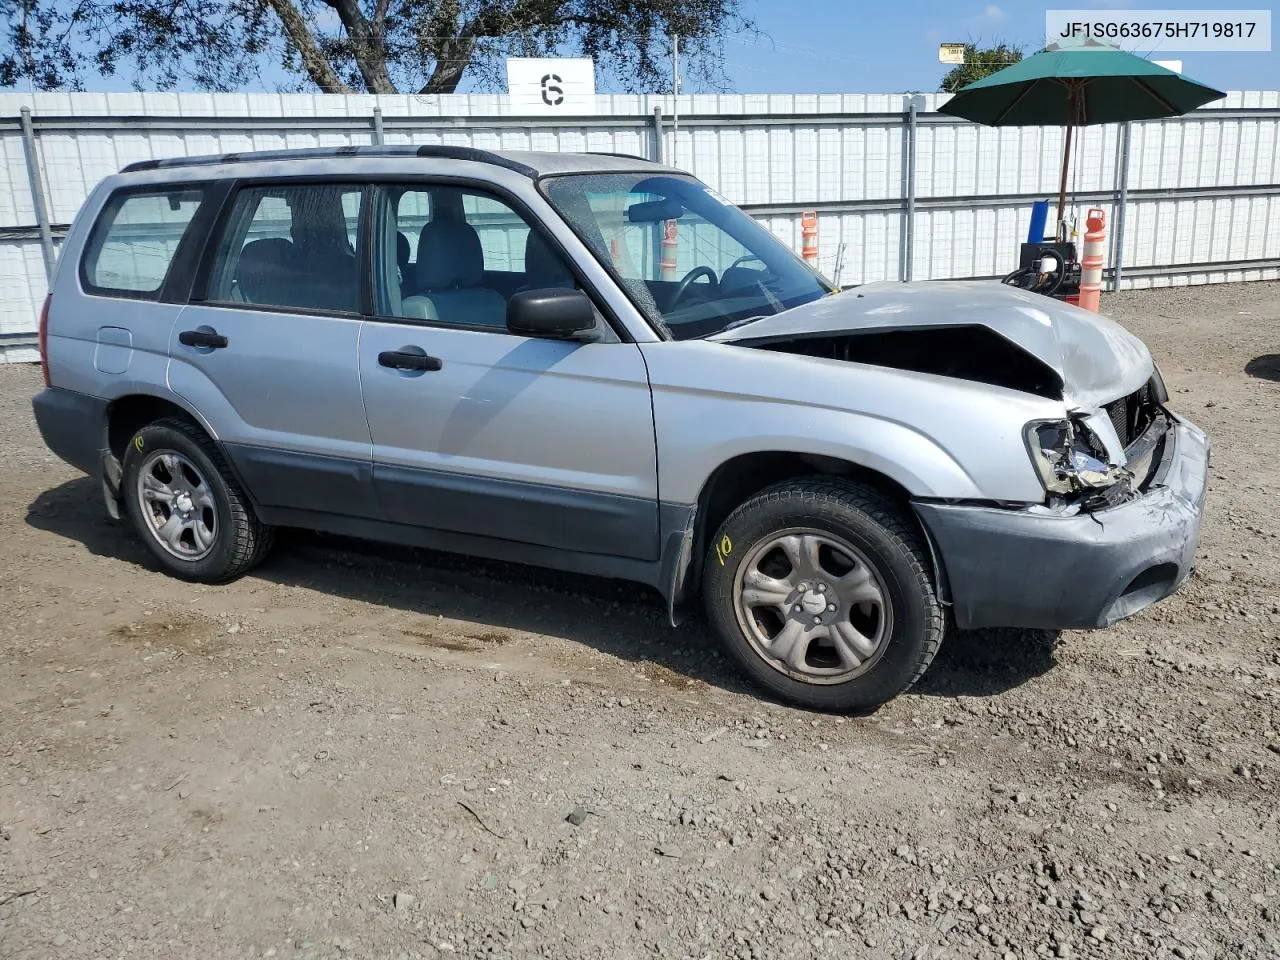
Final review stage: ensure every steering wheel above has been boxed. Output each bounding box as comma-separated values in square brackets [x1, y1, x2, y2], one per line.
[726, 253, 766, 271]
[723, 253, 782, 295]
[669, 266, 718, 309]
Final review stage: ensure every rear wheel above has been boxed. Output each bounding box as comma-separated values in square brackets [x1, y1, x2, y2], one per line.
[703, 477, 943, 711]
[121, 417, 273, 582]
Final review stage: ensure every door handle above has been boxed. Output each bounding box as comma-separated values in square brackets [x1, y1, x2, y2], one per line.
[179, 329, 229, 349]
[378, 348, 443, 372]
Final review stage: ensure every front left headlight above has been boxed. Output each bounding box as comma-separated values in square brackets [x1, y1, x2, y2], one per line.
[1024, 416, 1131, 495]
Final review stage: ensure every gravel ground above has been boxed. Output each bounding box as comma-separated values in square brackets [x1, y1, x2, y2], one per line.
[1, 282, 1278, 960]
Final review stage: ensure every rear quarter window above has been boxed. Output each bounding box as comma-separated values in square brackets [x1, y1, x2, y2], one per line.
[81, 187, 207, 299]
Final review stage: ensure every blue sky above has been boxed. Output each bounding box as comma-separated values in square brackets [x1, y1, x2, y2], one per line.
[718, 1, 1276, 93]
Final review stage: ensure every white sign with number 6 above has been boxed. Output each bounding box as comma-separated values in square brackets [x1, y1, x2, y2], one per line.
[506, 58, 597, 113]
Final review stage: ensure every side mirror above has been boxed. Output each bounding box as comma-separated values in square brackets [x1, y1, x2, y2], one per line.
[507, 288, 595, 339]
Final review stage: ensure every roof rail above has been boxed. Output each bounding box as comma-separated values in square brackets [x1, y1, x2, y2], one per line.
[120, 144, 539, 178]
[586, 151, 656, 163]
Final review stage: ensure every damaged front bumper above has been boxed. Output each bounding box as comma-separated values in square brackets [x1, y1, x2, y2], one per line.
[913, 414, 1210, 631]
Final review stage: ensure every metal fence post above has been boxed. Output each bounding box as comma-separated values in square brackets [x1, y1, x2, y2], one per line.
[900, 95, 920, 282]
[651, 106, 665, 164]
[1111, 121, 1131, 292]
[371, 105, 385, 146]
[19, 107, 57, 284]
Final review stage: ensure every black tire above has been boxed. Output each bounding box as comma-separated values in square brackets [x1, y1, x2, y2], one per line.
[121, 417, 274, 582]
[702, 477, 944, 712]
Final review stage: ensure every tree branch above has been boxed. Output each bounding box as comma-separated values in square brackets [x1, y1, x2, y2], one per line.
[265, 0, 352, 92]
[372, 0, 392, 40]
[327, 0, 396, 92]
[419, 36, 475, 94]
[418, 0, 542, 95]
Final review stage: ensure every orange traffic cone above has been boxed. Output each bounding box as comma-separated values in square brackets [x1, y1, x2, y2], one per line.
[659, 219, 679, 281]
[1079, 208, 1106, 313]
[801, 211, 818, 266]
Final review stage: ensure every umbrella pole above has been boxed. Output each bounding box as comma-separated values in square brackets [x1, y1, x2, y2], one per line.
[1057, 119, 1074, 236]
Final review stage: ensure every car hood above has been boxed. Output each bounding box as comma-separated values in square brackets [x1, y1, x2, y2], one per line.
[709, 280, 1154, 409]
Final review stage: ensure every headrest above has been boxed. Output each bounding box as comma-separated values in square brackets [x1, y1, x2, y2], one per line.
[417, 220, 484, 290]
[396, 231, 410, 269]
[234, 238, 296, 302]
[239, 237, 295, 263]
[524, 230, 572, 285]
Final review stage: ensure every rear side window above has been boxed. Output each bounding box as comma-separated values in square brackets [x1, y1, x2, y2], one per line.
[82, 188, 206, 298]
[203, 183, 364, 315]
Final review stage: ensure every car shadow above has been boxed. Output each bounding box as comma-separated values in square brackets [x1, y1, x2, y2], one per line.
[27, 476, 1058, 710]
[24, 477, 746, 697]
[1245, 354, 1280, 382]
[915, 626, 1060, 698]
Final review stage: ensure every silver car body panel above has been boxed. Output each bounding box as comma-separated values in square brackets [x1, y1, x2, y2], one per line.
[641, 338, 1063, 504]
[358, 322, 660, 558]
[167, 303, 380, 518]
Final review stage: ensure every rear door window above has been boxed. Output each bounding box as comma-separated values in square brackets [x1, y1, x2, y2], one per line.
[203, 184, 365, 314]
[81, 188, 206, 298]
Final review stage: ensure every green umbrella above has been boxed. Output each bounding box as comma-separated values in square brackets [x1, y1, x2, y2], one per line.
[938, 35, 1226, 226]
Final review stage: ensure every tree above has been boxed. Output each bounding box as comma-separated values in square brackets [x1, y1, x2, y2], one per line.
[0, 0, 748, 95]
[939, 42, 1022, 93]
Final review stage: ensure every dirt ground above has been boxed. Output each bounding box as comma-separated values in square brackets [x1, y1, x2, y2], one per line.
[1, 282, 1278, 960]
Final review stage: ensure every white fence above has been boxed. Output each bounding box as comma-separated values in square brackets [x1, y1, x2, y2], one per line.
[2, 89, 1279, 362]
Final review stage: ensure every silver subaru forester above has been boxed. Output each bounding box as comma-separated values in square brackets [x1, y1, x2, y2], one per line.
[32, 145, 1209, 711]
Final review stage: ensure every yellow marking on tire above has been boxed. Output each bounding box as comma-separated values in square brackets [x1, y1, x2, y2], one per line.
[715, 535, 733, 566]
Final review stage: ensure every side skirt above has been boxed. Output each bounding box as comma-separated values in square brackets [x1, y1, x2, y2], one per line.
[255, 505, 670, 596]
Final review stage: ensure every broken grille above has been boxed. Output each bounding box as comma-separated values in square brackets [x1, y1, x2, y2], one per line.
[1104, 382, 1156, 449]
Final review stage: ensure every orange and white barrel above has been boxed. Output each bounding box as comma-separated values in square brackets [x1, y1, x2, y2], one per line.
[1079, 207, 1106, 313]
[801, 211, 818, 266]
[660, 219, 679, 281]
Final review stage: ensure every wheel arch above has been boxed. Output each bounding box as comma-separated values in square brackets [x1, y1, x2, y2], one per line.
[106, 393, 218, 459]
[664, 450, 951, 625]
[101, 392, 233, 518]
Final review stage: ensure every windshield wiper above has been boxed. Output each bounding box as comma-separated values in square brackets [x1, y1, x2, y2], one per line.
[719, 314, 769, 332]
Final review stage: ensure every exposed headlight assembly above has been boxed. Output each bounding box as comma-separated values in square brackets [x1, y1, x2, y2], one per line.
[1024, 417, 1133, 498]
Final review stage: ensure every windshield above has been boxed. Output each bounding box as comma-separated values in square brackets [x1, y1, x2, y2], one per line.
[541, 172, 833, 340]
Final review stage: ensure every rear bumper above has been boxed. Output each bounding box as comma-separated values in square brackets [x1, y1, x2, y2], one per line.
[32, 387, 108, 477]
[914, 415, 1209, 631]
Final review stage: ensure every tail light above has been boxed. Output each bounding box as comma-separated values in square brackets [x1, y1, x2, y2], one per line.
[38, 293, 51, 387]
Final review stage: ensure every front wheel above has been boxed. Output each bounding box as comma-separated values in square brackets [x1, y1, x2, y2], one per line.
[121, 417, 273, 582]
[702, 478, 944, 712]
